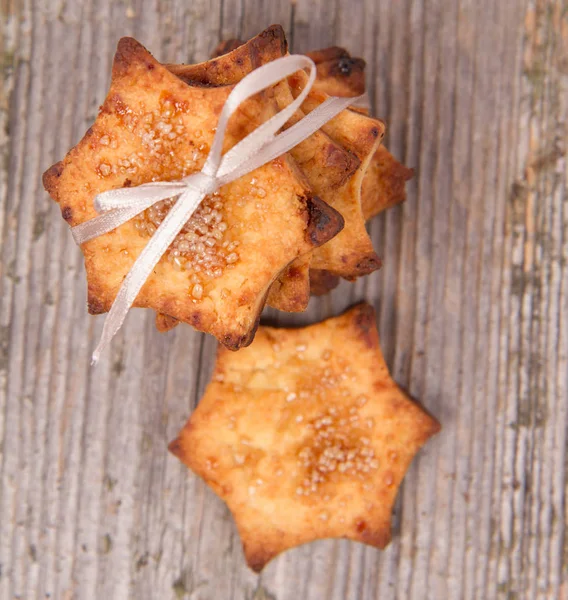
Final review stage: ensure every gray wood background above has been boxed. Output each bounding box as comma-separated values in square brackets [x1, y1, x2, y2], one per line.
[1, 0, 567, 598]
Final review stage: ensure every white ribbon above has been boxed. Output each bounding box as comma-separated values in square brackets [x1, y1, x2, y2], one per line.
[73, 55, 361, 364]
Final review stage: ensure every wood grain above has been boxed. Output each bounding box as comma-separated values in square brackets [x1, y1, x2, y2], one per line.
[1, 0, 566, 598]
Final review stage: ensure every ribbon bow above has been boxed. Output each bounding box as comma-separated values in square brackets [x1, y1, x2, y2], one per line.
[72, 55, 361, 364]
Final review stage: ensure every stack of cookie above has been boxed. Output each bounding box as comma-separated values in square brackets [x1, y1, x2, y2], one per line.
[43, 25, 411, 349]
[42, 26, 438, 571]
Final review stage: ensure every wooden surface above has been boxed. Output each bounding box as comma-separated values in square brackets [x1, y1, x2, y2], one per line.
[1, 0, 567, 598]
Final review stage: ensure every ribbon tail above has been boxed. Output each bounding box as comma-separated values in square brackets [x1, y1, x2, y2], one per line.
[269, 96, 360, 156]
[73, 185, 185, 244]
[72, 206, 147, 244]
[94, 182, 186, 212]
[91, 189, 204, 364]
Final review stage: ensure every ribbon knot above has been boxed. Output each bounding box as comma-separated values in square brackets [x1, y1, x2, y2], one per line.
[72, 54, 362, 364]
[182, 171, 218, 198]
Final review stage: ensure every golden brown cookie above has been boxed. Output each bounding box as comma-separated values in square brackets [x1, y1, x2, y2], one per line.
[169, 303, 440, 571]
[43, 37, 343, 349]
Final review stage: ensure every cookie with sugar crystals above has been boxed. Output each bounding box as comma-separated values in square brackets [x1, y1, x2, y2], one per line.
[43, 37, 343, 350]
[169, 303, 440, 571]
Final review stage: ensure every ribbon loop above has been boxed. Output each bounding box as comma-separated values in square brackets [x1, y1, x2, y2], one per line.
[72, 54, 363, 364]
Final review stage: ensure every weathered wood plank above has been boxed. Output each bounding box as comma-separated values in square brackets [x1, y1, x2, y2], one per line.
[0, 0, 566, 599]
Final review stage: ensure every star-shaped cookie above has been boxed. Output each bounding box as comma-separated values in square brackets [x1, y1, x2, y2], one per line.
[361, 147, 414, 220]
[169, 303, 440, 571]
[43, 37, 344, 349]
